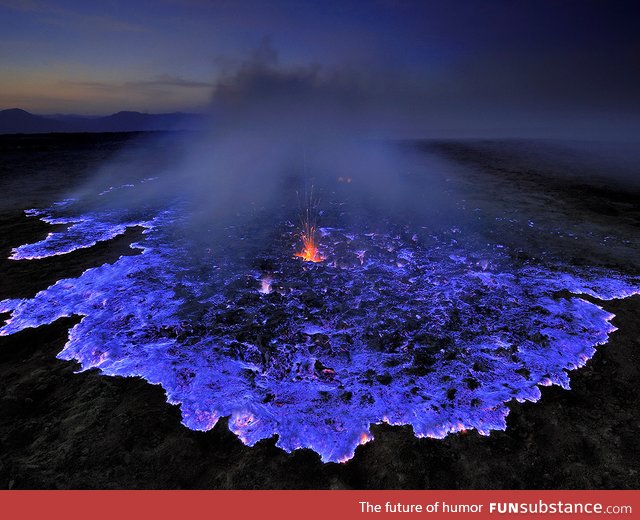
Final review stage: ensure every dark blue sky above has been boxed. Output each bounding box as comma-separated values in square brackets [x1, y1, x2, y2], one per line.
[1, 0, 638, 135]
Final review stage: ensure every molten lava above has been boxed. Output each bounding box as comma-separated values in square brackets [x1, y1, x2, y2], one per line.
[295, 186, 323, 263]
[295, 225, 323, 263]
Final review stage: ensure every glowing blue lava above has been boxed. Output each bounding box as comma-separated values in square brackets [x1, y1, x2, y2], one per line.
[1, 193, 638, 463]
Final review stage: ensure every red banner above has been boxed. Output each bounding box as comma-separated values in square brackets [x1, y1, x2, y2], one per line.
[0, 490, 637, 519]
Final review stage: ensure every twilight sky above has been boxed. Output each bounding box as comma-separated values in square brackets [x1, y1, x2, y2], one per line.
[1, 0, 638, 136]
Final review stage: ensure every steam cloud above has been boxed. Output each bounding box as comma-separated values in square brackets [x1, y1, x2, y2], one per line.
[72, 41, 459, 244]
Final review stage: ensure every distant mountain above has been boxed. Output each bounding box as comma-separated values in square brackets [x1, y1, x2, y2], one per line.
[0, 108, 204, 134]
[0, 108, 72, 134]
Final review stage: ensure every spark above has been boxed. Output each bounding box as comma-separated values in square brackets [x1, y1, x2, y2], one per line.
[295, 185, 324, 263]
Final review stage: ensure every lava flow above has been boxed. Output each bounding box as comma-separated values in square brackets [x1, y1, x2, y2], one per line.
[2, 185, 640, 463]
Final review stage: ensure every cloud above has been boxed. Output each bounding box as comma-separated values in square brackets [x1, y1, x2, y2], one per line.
[0, 0, 149, 33]
[0, 0, 42, 11]
[30, 75, 213, 114]
[60, 75, 213, 92]
[207, 39, 384, 139]
[128, 75, 214, 89]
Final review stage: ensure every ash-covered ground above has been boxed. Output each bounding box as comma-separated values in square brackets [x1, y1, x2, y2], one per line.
[1, 133, 639, 488]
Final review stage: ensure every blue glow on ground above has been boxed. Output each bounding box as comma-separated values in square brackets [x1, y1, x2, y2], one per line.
[1, 192, 638, 463]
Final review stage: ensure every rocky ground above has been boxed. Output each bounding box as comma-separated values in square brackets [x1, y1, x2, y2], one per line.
[0, 134, 638, 489]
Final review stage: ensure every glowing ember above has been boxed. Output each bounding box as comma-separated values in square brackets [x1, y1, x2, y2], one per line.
[295, 227, 324, 263]
[294, 186, 324, 263]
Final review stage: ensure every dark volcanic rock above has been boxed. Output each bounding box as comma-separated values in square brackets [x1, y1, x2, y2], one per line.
[0, 134, 639, 488]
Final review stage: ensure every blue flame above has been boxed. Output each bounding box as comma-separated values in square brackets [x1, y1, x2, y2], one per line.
[1, 190, 638, 463]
